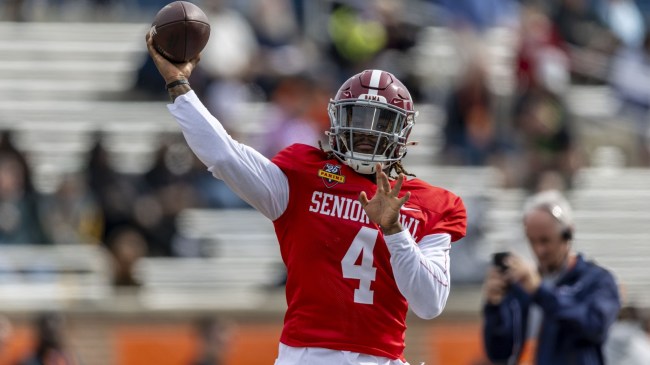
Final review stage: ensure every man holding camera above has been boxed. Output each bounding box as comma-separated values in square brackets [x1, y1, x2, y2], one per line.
[482, 190, 621, 365]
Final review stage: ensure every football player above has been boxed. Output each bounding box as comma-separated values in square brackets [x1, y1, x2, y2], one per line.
[146, 32, 467, 365]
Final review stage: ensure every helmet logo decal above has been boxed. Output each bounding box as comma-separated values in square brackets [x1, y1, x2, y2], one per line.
[318, 163, 346, 188]
[359, 94, 387, 103]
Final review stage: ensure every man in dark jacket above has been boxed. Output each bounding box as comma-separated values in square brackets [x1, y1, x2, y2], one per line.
[482, 190, 620, 365]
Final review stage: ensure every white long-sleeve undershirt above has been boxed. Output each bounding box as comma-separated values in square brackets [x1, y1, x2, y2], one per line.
[167, 90, 451, 319]
[168, 91, 288, 220]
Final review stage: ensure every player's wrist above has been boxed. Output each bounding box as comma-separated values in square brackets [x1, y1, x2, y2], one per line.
[165, 77, 189, 88]
[167, 83, 192, 102]
[380, 222, 403, 236]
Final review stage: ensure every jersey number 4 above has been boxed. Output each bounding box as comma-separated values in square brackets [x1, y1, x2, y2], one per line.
[341, 226, 378, 304]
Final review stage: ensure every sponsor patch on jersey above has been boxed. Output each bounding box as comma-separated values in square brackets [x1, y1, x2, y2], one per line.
[318, 163, 345, 188]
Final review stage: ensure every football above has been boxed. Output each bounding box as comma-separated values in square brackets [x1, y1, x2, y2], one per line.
[150, 1, 210, 63]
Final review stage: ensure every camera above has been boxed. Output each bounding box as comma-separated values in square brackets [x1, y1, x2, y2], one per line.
[492, 251, 511, 272]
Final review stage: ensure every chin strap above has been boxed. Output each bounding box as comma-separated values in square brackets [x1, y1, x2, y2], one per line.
[346, 159, 379, 175]
[343, 151, 390, 175]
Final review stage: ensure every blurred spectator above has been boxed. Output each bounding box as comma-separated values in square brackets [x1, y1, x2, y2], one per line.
[0, 315, 13, 353]
[189, 316, 230, 365]
[326, 2, 388, 80]
[254, 74, 326, 158]
[85, 136, 143, 245]
[186, 153, 251, 210]
[201, 0, 259, 81]
[604, 305, 650, 365]
[200, 0, 261, 121]
[596, 0, 646, 49]
[515, 4, 568, 93]
[2, 0, 26, 21]
[38, 173, 103, 245]
[371, 0, 424, 101]
[643, 314, 650, 339]
[18, 312, 81, 365]
[131, 54, 172, 100]
[142, 137, 196, 190]
[247, 0, 321, 98]
[106, 225, 147, 286]
[430, 0, 520, 31]
[608, 30, 650, 165]
[482, 190, 621, 365]
[138, 137, 200, 257]
[552, 0, 616, 50]
[87, 0, 119, 21]
[324, 1, 425, 101]
[442, 55, 501, 165]
[146, 136, 251, 256]
[248, 0, 300, 48]
[512, 46, 581, 191]
[0, 132, 48, 244]
[637, 0, 650, 23]
[552, 0, 620, 83]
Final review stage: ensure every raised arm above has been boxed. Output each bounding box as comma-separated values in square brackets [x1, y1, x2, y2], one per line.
[145, 32, 288, 220]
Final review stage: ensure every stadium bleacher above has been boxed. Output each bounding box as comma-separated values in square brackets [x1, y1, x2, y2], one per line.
[0, 244, 112, 310]
[0, 22, 145, 100]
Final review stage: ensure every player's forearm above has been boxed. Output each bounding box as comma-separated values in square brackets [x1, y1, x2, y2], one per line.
[167, 91, 289, 219]
[385, 231, 451, 319]
[168, 90, 242, 168]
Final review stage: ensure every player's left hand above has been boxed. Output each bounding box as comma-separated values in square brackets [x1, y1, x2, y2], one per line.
[359, 163, 411, 235]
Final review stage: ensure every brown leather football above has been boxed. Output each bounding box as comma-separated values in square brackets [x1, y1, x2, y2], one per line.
[150, 1, 210, 63]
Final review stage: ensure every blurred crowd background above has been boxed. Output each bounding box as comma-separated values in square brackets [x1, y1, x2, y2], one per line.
[0, 0, 650, 364]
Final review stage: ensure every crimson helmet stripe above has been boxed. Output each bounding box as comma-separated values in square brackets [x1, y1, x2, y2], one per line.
[367, 70, 382, 95]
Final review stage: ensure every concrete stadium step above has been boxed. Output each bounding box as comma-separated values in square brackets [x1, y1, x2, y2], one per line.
[485, 209, 650, 233]
[0, 42, 142, 62]
[137, 286, 286, 311]
[0, 21, 148, 100]
[0, 60, 136, 81]
[574, 167, 650, 190]
[566, 85, 621, 119]
[133, 257, 283, 288]
[0, 79, 131, 99]
[0, 22, 147, 41]
[569, 189, 650, 211]
[176, 208, 280, 259]
[0, 100, 176, 130]
[0, 244, 113, 310]
[177, 208, 273, 240]
[412, 165, 505, 194]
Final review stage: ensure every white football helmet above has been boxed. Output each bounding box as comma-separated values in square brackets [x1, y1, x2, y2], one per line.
[327, 69, 417, 174]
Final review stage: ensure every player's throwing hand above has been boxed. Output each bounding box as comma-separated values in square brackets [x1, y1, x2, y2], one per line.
[145, 31, 199, 86]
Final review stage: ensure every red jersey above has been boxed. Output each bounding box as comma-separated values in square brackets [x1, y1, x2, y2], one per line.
[272, 144, 466, 359]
